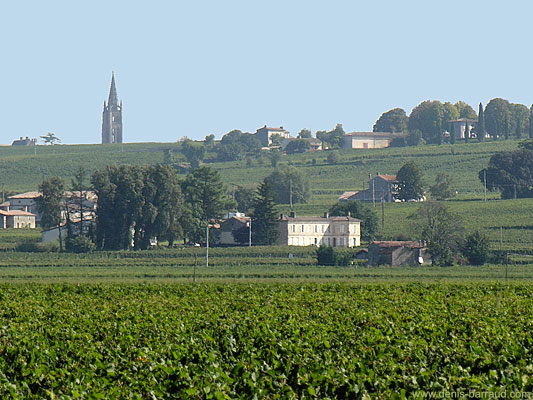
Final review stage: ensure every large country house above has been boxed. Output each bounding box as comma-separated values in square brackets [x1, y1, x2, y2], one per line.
[278, 212, 360, 248]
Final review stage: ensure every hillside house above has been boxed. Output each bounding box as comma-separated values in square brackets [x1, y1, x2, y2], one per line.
[218, 215, 251, 246]
[278, 212, 360, 247]
[0, 210, 36, 229]
[12, 137, 37, 146]
[8, 192, 42, 223]
[343, 132, 407, 149]
[449, 118, 477, 140]
[339, 174, 398, 203]
[255, 125, 291, 147]
[368, 241, 429, 266]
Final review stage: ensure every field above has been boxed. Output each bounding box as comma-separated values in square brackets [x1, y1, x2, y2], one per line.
[0, 281, 532, 398]
[1, 141, 533, 397]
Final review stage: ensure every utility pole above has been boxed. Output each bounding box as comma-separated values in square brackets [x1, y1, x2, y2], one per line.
[370, 174, 375, 208]
[206, 223, 209, 267]
[513, 184, 517, 200]
[381, 199, 385, 230]
[483, 170, 487, 202]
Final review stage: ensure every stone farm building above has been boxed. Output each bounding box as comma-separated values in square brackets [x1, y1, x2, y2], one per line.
[278, 212, 360, 247]
[368, 241, 430, 266]
[343, 132, 406, 149]
[339, 174, 398, 203]
[255, 126, 291, 147]
[0, 210, 35, 229]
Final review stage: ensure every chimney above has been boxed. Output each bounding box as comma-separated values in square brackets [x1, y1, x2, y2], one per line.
[324, 212, 329, 219]
[289, 211, 295, 218]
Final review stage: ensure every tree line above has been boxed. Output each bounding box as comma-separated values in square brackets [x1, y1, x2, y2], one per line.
[373, 98, 533, 145]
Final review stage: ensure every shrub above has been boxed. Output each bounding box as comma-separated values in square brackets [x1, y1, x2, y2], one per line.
[316, 245, 352, 266]
[66, 235, 95, 253]
[462, 230, 490, 265]
[16, 240, 59, 253]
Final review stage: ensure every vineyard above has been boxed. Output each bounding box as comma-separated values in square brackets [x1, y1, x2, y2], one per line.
[0, 283, 531, 398]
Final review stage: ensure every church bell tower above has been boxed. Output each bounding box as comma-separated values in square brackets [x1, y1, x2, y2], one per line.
[102, 72, 123, 144]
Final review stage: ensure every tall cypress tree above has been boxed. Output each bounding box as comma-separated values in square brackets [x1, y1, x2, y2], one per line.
[449, 122, 456, 144]
[251, 179, 279, 245]
[529, 105, 533, 139]
[477, 102, 485, 141]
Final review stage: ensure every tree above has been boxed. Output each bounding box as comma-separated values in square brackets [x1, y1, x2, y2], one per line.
[134, 165, 184, 249]
[411, 201, 464, 266]
[326, 151, 340, 165]
[181, 166, 228, 222]
[454, 101, 477, 119]
[250, 179, 279, 245]
[91, 165, 145, 250]
[509, 103, 529, 139]
[316, 124, 345, 149]
[408, 101, 445, 144]
[479, 149, 533, 199]
[181, 141, 206, 169]
[462, 230, 490, 265]
[265, 167, 310, 204]
[372, 108, 408, 133]
[233, 186, 256, 214]
[297, 129, 312, 139]
[316, 245, 351, 266]
[285, 139, 310, 154]
[449, 122, 456, 144]
[40, 132, 61, 145]
[396, 162, 424, 201]
[36, 177, 66, 251]
[476, 102, 486, 141]
[529, 105, 533, 139]
[217, 143, 245, 161]
[442, 102, 459, 133]
[407, 129, 423, 146]
[204, 134, 215, 146]
[329, 200, 379, 241]
[69, 167, 93, 238]
[429, 173, 455, 200]
[269, 150, 281, 167]
[270, 133, 283, 146]
[485, 98, 511, 139]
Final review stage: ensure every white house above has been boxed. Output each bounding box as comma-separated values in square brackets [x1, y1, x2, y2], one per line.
[278, 212, 360, 248]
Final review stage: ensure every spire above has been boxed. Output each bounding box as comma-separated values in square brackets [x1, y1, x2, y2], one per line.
[107, 71, 119, 107]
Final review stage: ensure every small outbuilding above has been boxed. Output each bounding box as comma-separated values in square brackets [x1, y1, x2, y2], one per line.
[368, 241, 430, 266]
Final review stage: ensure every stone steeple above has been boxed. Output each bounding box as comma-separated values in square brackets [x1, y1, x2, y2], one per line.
[102, 72, 123, 144]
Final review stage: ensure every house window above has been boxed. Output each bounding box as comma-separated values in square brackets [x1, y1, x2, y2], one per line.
[314, 225, 317, 233]
[322, 225, 325, 233]
[314, 238, 318, 246]
[354, 238, 357, 247]
[340, 224, 344, 233]
[301, 224, 305, 233]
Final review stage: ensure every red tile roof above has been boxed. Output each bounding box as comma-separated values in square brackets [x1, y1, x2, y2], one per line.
[376, 174, 397, 182]
[371, 241, 422, 249]
[0, 210, 35, 217]
[8, 191, 41, 199]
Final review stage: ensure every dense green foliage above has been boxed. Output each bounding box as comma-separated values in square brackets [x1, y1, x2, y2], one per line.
[250, 180, 279, 245]
[411, 202, 464, 266]
[396, 161, 425, 201]
[0, 283, 532, 398]
[372, 108, 408, 133]
[480, 148, 533, 199]
[462, 230, 490, 266]
[265, 166, 310, 205]
[328, 200, 378, 241]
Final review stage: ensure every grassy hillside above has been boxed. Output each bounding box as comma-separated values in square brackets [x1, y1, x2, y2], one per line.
[2, 139, 531, 252]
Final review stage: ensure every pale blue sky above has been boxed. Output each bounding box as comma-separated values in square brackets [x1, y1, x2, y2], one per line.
[1, 0, 532, 144]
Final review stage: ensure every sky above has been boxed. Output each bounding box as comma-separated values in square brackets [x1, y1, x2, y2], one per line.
[1, 0, 532, 144]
